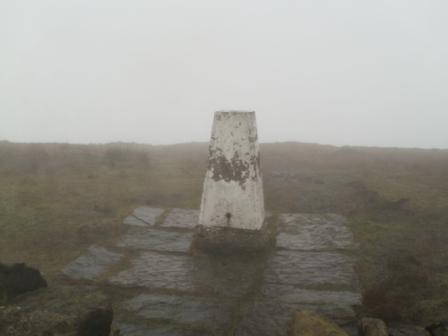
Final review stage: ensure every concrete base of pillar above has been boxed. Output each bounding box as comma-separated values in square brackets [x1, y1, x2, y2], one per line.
[190, 216, 277, 256]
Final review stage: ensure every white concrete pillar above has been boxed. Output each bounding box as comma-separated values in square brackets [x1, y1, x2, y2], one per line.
[198, 111, 265, 231]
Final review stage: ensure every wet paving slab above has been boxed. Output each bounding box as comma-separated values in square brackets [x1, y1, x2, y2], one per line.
[109, 251, 264, 298]
[122, 293, 233, 330]
[161, 208, 199, 229]
[117, 227, 192, 253]
[260, 284, 361, 306]
[277, 213, 354, 251]
[264, 250, 357, 288]
[123, 207, 164, 227]
[62, 208, 361, 336]
[62, 246, 123, 280]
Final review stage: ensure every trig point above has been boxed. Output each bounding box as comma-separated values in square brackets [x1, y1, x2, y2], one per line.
[192, 111, 274, 254]
[199, 111, 265, 229]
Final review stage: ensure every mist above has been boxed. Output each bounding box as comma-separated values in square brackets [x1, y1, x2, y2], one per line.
[1, 0, 447, 148]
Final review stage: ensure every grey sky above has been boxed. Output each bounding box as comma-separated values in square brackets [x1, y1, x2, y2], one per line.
[1, 0, 447, 148]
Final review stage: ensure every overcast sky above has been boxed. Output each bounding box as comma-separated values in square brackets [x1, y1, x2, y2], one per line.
[1, 1, 447, 148]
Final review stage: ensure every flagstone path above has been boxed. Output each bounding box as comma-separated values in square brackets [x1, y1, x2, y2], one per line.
[62, 208, 361, 336]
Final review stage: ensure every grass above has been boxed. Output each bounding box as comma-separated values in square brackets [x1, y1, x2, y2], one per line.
[0, 140, 448, 324]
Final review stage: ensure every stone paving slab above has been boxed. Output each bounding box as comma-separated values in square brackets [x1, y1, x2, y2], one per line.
[277, 213, 354, 251]
[122, 293, 232, 331]
[161, 208, 199, 229]
[110, 253, 190, 290]
[279, 213, 346, 227]
[62, 246, 122, 280]
[123, 215, 147, 227]
[123, 207, 164, 227]
[63, 209, 361, 335]
[264, 250, 356, 288]
[260, 283, 361, 306]
[117, 227, 192, 253]
[110, 252, 262, 297]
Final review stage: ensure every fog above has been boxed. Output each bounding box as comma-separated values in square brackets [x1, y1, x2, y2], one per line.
[1, 0, 447, 148]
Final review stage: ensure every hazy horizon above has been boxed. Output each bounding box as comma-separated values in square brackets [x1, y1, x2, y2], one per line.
[3, 139, 448, 152]
[1, 1, 447, 149]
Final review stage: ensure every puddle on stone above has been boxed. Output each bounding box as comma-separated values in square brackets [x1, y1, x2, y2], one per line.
[62, 246, 122, 280]
[161, 208, 199, 229]
[117, 227, 192, 253]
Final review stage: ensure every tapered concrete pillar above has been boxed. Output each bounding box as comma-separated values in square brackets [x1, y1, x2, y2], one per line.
[199, 111, 265, 229]
[193, 111, 274, 254]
